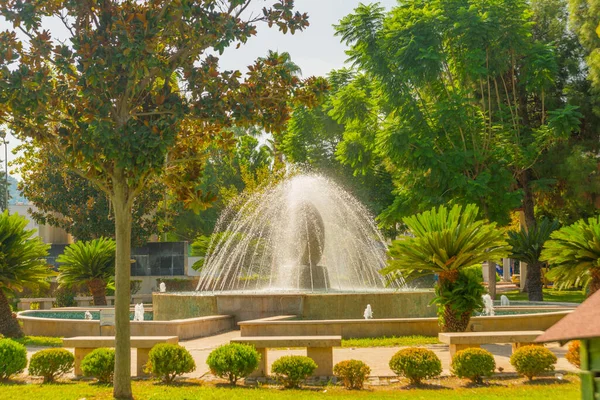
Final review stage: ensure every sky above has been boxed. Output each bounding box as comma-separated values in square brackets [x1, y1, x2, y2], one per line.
[0, 0, 398, 179]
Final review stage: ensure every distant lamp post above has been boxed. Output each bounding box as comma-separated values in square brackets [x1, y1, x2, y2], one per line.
[0, 130, 7, 213]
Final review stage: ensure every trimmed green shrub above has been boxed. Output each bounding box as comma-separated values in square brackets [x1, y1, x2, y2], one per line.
[566, 341, 580, 368]
[389, 347, 442, 385]
[146, 343, 195, 383]
[52, 286, 77, 308]
[451, 348, 495, 383]
[271, 355, 317, 388]
[333, 359, 371, 389]
[206, 343, 260, 385]
[510, 345, 557, 380]
[29, 348, 74, 383]
[81, 348, 115, 384]
[0, 339, 27, 380]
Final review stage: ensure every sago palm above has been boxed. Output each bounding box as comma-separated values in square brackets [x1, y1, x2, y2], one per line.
[0, 211, 52, 337]
[384, 204, 509, 332]
[541, 216, 600, 296]
[507, 218, 559, 301]
[57, 238, 116, 306]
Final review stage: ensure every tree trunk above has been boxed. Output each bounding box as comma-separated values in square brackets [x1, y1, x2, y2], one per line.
[518, 170, 536, 230]
[487, 261, 497, 300]
[87, 278, 107, 306]
[112, 178, 133, 400]
[526, 261, 544, 301]
[0, 290, 22, 338]
[590, 269, 600, 296]
[438, 270, 471, 332]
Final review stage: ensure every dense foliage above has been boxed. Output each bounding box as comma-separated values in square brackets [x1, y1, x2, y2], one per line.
[510, 345, 557, 380]
[389, 348, 442, 385]
[146, 343, 195, 383]
[0, 339, 27, 380]
[0, 211, 51, 337]
[271, 355, 317, 388]
[385, 204, 508, 331]
[541, 216, 600, 294]
[28, 348, 75, 383]
[206, 343, 260, 385]
[566, 341, 581, 368]
[333, 360, 371, 390]
[451, 348, 496, 383]
[57, 238, 116, 306]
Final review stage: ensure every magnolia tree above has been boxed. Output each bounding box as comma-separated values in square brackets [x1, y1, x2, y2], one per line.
[0, 1, 325, 398]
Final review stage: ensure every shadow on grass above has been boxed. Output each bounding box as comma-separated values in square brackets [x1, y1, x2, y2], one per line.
[153, 380, 204, 388]
[400, 382, 451, 390]
[0, 379, 27, 386]
[522, 377, 572, 386]
[461, 381, 504, 389]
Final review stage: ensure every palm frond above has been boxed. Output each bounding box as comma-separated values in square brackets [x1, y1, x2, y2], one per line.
[57, 238, 116, 287]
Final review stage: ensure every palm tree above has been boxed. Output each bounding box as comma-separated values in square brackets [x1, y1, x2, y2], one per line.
[541, 216, 600, 296]
[0, 211, 52, 337]
[383, 204, 509, 332]
[508, 218, 560, 301]
[57, 238, 116, 306]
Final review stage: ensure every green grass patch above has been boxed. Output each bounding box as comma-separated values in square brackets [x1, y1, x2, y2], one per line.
[10, 336, 63, 347]
[503, 288, 585, 303]
[341, 335, 440, 347]
[0, 378, 580, 400]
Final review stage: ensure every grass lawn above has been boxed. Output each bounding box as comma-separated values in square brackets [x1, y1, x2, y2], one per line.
[342, 335, 440, 347]
[9, 336, 63, 347]
[503, 288, 585, 303]
[0, 378, 580, 400]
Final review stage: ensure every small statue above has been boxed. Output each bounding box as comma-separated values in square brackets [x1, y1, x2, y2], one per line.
[500, 295, 510, 306]
[133, 303, 144, 322]
[363, 304, 373, 320]
[84, 311, 93, 320]
[159, 282, 166, 293]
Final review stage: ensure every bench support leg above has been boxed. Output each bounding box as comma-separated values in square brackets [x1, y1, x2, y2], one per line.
[250, 348, 268, 377]
[449, 344, 480, 359]
[74, 348, 94, 376]
[137, 348, 150, 377]
[512, 342, 541, 353]
[307, 347, 333, 377]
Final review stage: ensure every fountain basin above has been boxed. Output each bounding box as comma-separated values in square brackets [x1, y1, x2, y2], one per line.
[152, 290, 437, 322]
[17, 309, 234, 340]
[238, 304, 576, 338]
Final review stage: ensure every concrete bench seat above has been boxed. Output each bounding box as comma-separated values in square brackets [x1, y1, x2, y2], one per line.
[63, 336, 178, 376]
[439, 330, 544, 358]
[231, 335, 341, 377]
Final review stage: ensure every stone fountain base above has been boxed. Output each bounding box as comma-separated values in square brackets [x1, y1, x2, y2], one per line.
[152, 290, 436, 322]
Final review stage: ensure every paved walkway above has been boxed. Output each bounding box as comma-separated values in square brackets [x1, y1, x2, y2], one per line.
[25, 330, 576, 379]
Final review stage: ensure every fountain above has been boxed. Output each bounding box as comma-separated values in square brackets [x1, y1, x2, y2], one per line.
[196, 174, 404, 292]
[133, 303, 145, 322]
[159, 282, 166, 293]
[501, 295, 510, 306]
[84, 311, 92, 321]
[482, 294, 495, 316]
[364, 304, 373, 320]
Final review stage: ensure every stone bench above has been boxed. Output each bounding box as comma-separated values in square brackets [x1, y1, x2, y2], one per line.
[63, 336, 178, 377]
[231, 335, 342, 377]
[439, 330, 544, 358]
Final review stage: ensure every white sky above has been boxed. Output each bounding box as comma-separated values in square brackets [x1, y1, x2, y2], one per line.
[0, 0, 397, 179]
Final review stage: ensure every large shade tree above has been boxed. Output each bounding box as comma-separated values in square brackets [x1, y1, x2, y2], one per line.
[0, 211, 52, 337]
[0, 1, 326, 397]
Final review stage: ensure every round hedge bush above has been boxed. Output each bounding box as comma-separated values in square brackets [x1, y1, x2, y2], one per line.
[271, 355, 317, 388]
[146, 343, 196, 383]
[81, 348, 115, 384]
[333, 359, 371, 390]
[389, 347, 442, 385]
[451, 348, 495, 383]
[29, 348, 74, 383]
[0, 339, 28, 380]
[510, 345, 557, 381]
[565, 341, 580, 368]
[206, 343, 260, 385]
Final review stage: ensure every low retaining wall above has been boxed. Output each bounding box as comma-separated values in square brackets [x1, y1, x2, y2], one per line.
[152, 291, 437, 322]
[17, 294, 153, 310]
[18, 311, 234, 340]
[238, 310, 574, 338]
